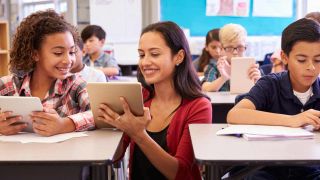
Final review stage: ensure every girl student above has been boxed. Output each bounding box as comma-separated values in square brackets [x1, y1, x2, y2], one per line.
[0, 9, 94, 136]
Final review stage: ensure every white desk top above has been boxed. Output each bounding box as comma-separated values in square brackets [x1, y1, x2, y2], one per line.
[190, 124, 320, 165]
[205, 92, 237, 104]
[0, 129, 123, 162]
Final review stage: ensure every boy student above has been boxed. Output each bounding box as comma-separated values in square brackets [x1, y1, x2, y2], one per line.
[70, 39, 107, 82]
[81, 25, 120, 77]
[0, 10, 94, 136]
[202, 23, 261, 92]
[227, 18, 320, 179]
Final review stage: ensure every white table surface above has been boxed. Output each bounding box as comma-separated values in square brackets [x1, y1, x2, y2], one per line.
[205, 92, 237, 104]
[0, 129, 123, 162]
[190, 124, 320, 165]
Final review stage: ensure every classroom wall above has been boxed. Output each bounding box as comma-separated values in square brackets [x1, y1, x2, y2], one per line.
[160, 0, 297, 61]
[160, 0, 296, 36]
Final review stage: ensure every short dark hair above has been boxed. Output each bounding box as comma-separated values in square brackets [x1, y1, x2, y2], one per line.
[281, 18, 320, 56]
[137, 21, 207, 101]
[81, 25, 106, 42]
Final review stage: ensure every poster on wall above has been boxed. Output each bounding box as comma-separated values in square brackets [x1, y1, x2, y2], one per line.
[252, 0, 293, 17]
[206, 0, 250, 17]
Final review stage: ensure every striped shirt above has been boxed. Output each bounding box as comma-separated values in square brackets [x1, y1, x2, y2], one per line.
[0, 72, 95, 131]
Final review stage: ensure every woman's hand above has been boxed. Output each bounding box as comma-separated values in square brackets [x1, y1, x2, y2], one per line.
[30, 108, 75, 136]
[97, 97, 151, 142]
[217, 56, 231, 80]
[247, 63, 261, 83]
[0, 111, 26, 135]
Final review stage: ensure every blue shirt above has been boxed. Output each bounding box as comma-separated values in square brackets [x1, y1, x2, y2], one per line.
[244, 71, 320, 114]
[202, 60, 230, 91]
[83, 52, 120, 69]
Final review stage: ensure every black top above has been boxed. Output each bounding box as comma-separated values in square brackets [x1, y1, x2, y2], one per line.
[131, 126, 169, 180]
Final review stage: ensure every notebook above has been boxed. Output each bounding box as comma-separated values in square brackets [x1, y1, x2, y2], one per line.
[216, 124, 314, 141]
[230, 57, 256, 94]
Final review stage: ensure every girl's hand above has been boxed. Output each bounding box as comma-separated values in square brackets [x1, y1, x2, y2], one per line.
[30, 108, 75, 136]
[247, 63, 261, 83]
[217, 56, 231, 80]
[97, 97, 151, 141]
[287, 109, 320, 130]
[0, 111, 26, 135]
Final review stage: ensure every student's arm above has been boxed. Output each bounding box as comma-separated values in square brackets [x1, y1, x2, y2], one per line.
[202, 58, 229, 92]
[100, 67, 119, 76]
[202, 76, 228, 91]
[227, 95, 320, 128]
[101, 55, 120, 76]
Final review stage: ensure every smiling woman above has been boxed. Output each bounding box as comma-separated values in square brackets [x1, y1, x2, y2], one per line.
[0, 9, 94, 136]
[98, 21, 212, 180]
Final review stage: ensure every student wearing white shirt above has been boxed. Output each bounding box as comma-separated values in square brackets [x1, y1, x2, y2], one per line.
[71, 40, 107, 82]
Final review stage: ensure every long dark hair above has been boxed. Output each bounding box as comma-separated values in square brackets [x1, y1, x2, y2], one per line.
[198, 29, 220, 72]
[137, 21, 207, 101]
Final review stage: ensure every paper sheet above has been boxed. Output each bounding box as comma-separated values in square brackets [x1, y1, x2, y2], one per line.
[0, 132, 88, 143]
[216, 124, 314, 136]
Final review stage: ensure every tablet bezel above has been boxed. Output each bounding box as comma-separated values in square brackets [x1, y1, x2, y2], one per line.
[0, 96, 43, 132]
[230, 57, 256, 94]
[87, 82, 144, 129]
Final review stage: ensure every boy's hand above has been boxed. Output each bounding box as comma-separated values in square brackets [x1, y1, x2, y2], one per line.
[288, 109, 320, 130]
[30, 108, 75, 136]
[217, 56, 231, 80]
[247, 63, 261, 83]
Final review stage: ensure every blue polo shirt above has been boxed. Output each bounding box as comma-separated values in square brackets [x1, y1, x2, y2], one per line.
[83, 52, 120, 70]
[244, 71, 320, 114]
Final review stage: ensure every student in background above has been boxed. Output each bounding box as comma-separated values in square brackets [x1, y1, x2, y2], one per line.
[81, 25, 120, 77]
[193, 28, 222, 76]
[305, 11, 320, 23]
[227, 18, 320, 179]
[98, 21, 212, 180]
[70, 39, 107, 82]
[0, 10, 94, 136]
[202, 23, 261, 92]
[260, 49, 286, 75]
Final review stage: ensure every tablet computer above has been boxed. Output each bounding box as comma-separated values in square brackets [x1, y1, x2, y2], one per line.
[0, 96, 43, 132]
[87, 82, 144, 129]
[230, 57, 256, 94]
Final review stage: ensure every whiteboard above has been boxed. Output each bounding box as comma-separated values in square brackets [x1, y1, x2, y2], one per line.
[90, 0, 142, 43]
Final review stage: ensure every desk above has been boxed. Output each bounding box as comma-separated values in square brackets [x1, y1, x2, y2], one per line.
[189, 124, 320, 179]
[205, 92, 237, 123]
[0, 129, 123, 180]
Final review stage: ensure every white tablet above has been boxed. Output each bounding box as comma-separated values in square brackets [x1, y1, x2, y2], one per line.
[230, 57, 256, 94]
[87, 82, 144, 129]
[0, 96, 43, 132]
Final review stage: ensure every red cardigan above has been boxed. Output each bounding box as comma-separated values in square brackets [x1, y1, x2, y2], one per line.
[118, 96, 212, 180]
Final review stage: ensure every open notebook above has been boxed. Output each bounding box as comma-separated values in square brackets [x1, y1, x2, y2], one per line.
[216, 125, 314, 141]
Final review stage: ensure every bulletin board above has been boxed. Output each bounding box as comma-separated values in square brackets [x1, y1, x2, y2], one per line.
[160, 0, 296, 36]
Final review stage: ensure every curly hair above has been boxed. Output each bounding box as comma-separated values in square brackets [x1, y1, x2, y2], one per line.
[10, 9, 79, 74]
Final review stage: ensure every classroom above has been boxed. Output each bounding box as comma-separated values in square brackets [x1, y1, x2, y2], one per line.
[1, 0, 320, 180]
